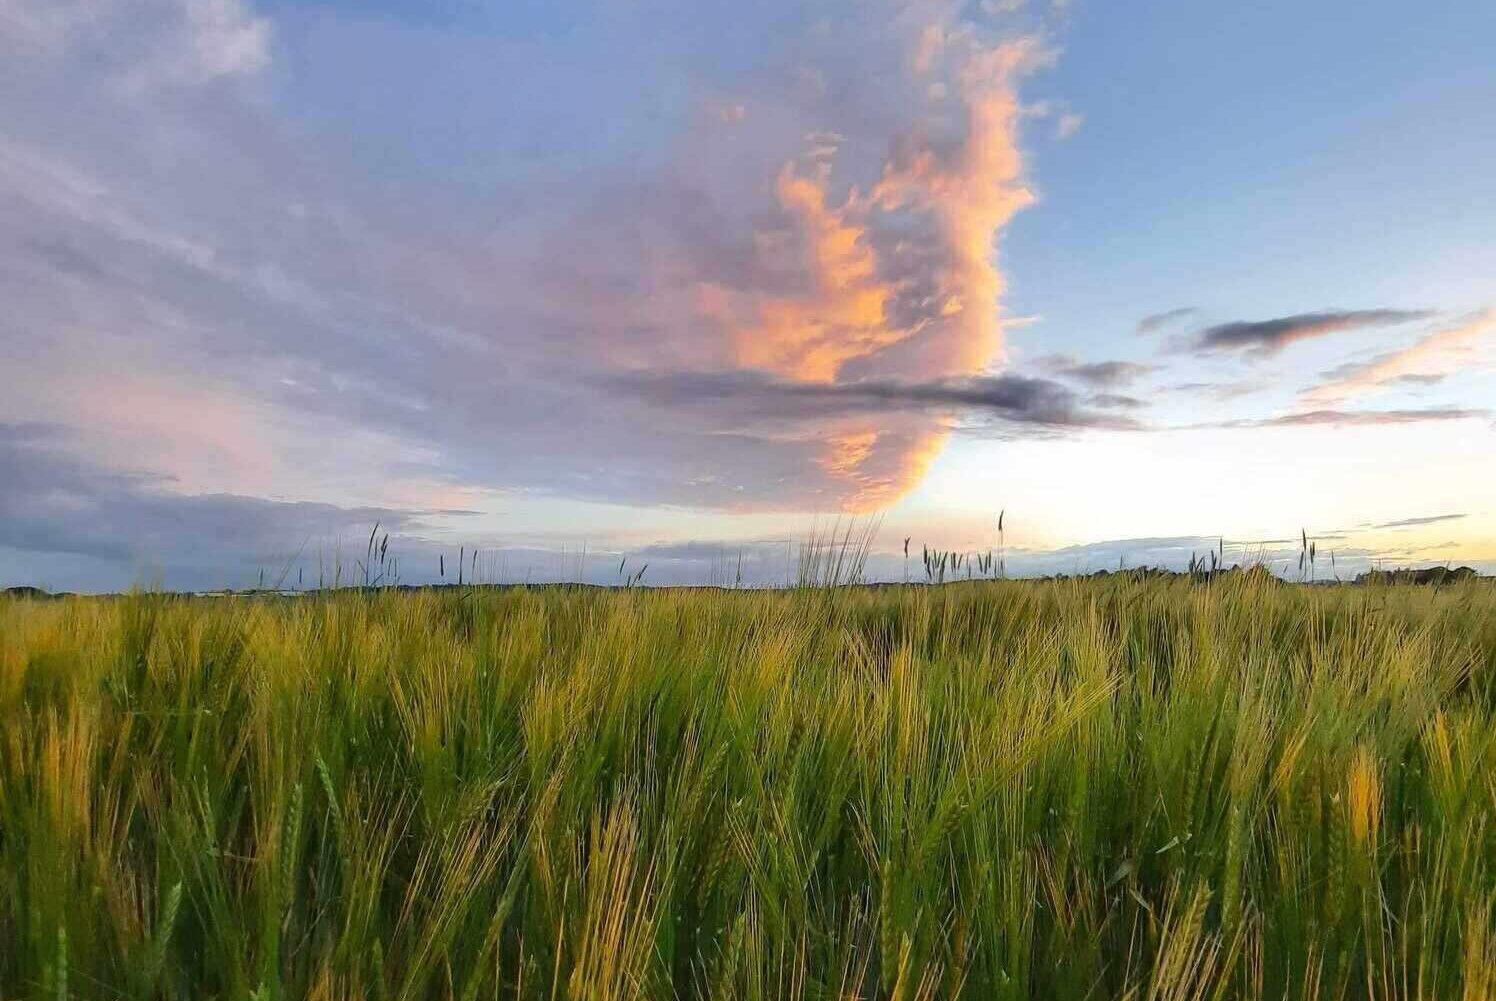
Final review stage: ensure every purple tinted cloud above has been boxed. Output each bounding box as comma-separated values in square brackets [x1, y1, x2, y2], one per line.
[0, 0, 1053, 526]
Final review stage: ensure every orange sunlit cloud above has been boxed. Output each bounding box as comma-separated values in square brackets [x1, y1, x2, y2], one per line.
[698, 34, 1039, 509]
[728, 165, 893, 383]
[871, 39, 1039, 375]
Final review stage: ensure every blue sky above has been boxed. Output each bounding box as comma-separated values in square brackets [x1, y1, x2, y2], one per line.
[1, 0, 1493, 591]
[1012, 0, 1496, 349]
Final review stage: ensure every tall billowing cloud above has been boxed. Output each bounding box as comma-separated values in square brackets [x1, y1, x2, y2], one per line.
[633, 32, 1044, 509]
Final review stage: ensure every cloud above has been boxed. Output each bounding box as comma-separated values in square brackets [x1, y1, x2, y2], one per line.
[1088, 392, 1146, 410]
[5, 417, 1487, 592]
[703, 36, 1043, 387]
[1206, 407, 1486, 429]
[518, 22, 1051, 509]
[705, 99, 747, 124]
[0, 423, 446, 590]
[1163, 379, 1266, 402]
[1136, 307, 1196, 334]
[1038, 354, 1155, 387]
[1055, 112, 1083, 139]
[1192, 309, 1432, 356]
[993, 533, 1490, 579]
[579, 530, 1495, 583]
[602, 365, 1146, 509]
[172, 0, 271, 82]
[615, 538, 805, 585]
[0, 0, 1054, 522]
[2, 0, 270, 91]
[1367, 513, 1466, 530]
[1024, 535, 1219, 562]
[1300, 309, 1495, 405]
[630, 539, 788, 562]
[610, 369, 1139, 429]
[1024, 98, 1081, 140]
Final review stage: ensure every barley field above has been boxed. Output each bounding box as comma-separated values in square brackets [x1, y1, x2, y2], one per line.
[3, 577, 1495, 1000]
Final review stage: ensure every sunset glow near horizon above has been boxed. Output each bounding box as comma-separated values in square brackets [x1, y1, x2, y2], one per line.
[2, 0, 1494, 591]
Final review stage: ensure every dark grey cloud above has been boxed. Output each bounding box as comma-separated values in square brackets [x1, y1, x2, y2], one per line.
[608, 370, 1143, 430]
[1136, 307, 1197, 334]
[1037, 354, 1156, 388]
[0, 423, 450, 590]
[614, 374, 1488, 439]
[1192, 309, 1433, 356]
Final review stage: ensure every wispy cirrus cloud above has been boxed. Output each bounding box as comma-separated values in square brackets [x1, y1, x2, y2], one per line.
[1163, 379, 1267, 402]
[1300, 309, 1495, 405]
[1367, 513, 1467, 530]
[0, 0, 270, 91]
[1089, 392, 1147, 410]
[1204, 407, 1486, 429]
[1191, 309, 1433, 357]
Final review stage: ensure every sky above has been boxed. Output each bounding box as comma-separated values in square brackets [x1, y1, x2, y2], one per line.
[1, 0, 1494, 591]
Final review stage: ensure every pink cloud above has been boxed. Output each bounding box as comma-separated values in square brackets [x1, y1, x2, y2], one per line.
[1301, 310, 1495, 406]
[71, 374, 280, 492]
[661, 34, 1042, 507]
